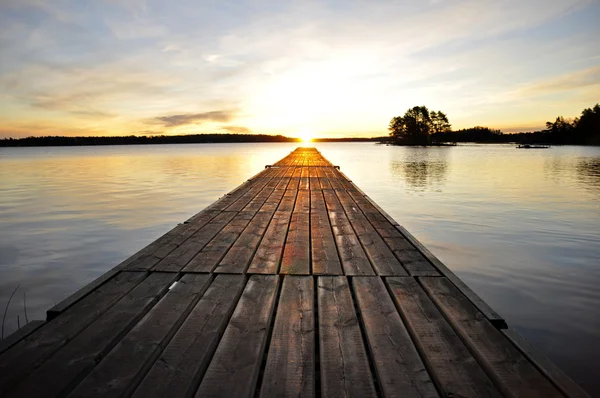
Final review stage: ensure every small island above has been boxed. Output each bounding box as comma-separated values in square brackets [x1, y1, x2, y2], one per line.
[388, 104, 600, 146]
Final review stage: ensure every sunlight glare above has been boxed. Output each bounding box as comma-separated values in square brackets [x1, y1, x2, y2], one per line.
[298, 130, 314, 143]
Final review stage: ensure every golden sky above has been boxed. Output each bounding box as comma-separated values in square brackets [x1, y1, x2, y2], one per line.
[1, 0, 599, 139]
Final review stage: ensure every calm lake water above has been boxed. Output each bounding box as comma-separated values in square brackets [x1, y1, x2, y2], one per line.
[1, 142, 599, 392]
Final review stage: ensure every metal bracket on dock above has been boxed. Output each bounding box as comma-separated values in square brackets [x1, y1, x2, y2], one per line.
[334, 165, 340, 169]
[265, 165, 272, 168]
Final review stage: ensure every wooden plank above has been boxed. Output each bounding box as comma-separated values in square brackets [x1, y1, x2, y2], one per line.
[420, 277, 562, 397]
[328, 210, 374, 275]
[352, 277, 437, 398]
[6, 272, 178, 398]
[132, 274, 246, 398]
[248, 211, 292, 274]
[280, 211, 310, 275]
[278, 189, 297, 212]
[0, 271, 146, 396]
[275, 177, 291, 190]
[503, 328, 590, 398]
[299, 167, 310, 190]
[288, 176, 300, 190]
[260, 276, 314, 397]
[258, 188, 285, 214]
[152, 211, 237, 272]
[387, 277, 501, 397]
[294, 189, 310, 213]
[242, 186, 274, 214]
[0, 321, 44, 355]
[336, 190, 407, 276]
[322, 189, 344, 212]
[69, 274, 212, 398]
[215, 212, 274, 273]
[311, 190, 343, 275]
[183, 212, 254, 273]
[384, 237, 440, 276]
[318, 276, 377, 398]
[195, 275, 280, 398]
[325, 168, 345, 190]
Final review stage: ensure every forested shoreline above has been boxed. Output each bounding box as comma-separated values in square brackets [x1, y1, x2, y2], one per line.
[389, 104, 600, 145]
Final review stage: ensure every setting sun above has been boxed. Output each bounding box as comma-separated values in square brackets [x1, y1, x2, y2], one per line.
[298, 130, 314, 143]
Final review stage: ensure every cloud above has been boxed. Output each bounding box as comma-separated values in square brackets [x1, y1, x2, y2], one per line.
[152, 110, 237, 127]
[220, 125, 251, 134]
[517, 66, 600, 97]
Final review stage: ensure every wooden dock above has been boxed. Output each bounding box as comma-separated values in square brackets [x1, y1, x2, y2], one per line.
[0, 147, 588, 397]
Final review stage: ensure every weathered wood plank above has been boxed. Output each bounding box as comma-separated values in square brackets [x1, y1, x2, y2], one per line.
[384, 237, 440, 276]
[318, 276, 377, 398]
[0, 271, 146, 396]
[295, 189, 310, 213]
[215, 212, 275, 273]
[196, 275, 280, 398]
[260, 276, 314, 397]
[352, 277, 437, 398]
[280, 211, 311, 275]
[6, 272, 178, 398]
[0, 320, 44, 355]
[132, 274, 246, 398]
[299, 166, 310, 190]
[153, 211, 237, 272]
[387, 277, 501, 397]
[311, 190, 343, 275]
[248, 211, 292, 274]
[69, 274, 212, 398]
[328, 210, 374, 275]
[420, 277, 562, 397]
[183, 212, 254, 273]
[336, 190, 407, 276]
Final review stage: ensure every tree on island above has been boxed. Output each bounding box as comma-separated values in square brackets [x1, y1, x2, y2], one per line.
[388, 106, 451, 145]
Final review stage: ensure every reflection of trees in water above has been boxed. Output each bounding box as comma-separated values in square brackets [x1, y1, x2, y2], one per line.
[576, 157, 600, 198]
[391, 149, 449, 191]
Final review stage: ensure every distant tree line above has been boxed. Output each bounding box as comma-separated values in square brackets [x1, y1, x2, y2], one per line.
[0, 133, 388, 147]
[389, 104, 600, 145]
[0, 133, 300, 147]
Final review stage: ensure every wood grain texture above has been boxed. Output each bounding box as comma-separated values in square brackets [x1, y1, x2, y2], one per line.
[183, 212, 253, 272]
[311, 190, 343, 275]
[280, 211, 310, 275]
[195, 275, 280, 398]
[132, 274, 246, 398]
[248, 211, 291, 274]
[153, 211, 237, 272]
[260, 276, 314, 397]
[318, 276, 377, 398]
[352, 277, 438, 398]
[7, 272, 177, 398]
[420, 277, 562, 397]
[69, 274, 212, 398]
[387, 277, 501, 397]
[216, 212, 275, 273]
[0, 271, 146, 396]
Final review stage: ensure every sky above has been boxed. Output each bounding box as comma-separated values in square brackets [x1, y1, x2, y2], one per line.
[0, 0, 599, 139]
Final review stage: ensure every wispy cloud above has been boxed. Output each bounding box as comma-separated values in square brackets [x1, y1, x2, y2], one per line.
[152, 110, 237, 127]
[221, 125, 251, 134]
